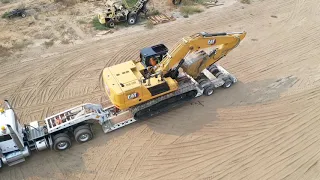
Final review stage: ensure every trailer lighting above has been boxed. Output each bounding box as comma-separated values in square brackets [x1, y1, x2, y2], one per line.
[0, 108, 4, 113]
[1, 125, 6, 131]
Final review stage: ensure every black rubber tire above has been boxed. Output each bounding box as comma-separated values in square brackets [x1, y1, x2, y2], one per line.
[223, 79, 233, 88]
[127, 12, 137, 25]
[172, 0, 182, 5]
[186, 90, 197, 98]
[53, 133, 71, 151]
[203, 85, 214, 96]
[107, 20, 115, 28]
[74, 126, 93, 143]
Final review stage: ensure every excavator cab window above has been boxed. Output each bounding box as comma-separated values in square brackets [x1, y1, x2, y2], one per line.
[140, 44, 169, 68]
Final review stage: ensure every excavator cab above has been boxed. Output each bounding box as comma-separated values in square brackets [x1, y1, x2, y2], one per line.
[139, 44, 168, 68]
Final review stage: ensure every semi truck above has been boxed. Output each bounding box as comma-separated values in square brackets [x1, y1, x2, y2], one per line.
[0, 31, 246, 168]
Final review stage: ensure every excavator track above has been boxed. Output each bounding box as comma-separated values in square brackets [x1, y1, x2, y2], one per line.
[132, 89, 198, 120]
[129, 75, 200, 120]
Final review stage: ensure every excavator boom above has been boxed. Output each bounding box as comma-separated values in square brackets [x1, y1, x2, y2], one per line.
[155, 32, 246, 78]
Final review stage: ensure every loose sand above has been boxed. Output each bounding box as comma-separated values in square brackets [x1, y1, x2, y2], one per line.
[1, 0, 320, 179]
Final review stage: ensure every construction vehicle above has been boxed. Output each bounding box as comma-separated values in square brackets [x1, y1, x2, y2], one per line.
[102, 31, 246, 119]
[0, 31, 246, 169]
[97, 0, 149, 28]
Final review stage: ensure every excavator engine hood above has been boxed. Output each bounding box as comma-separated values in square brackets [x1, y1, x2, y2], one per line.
[102, 61, 142, 110]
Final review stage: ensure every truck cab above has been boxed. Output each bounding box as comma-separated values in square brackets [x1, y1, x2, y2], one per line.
[0, 100, 30, 168]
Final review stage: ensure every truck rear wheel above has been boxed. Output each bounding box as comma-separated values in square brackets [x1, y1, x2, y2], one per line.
[53, 133, 71, 151]
[74, 125, 93, 143]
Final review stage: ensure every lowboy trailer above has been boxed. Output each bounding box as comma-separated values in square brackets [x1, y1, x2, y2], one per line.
[0, 64, 237, 168]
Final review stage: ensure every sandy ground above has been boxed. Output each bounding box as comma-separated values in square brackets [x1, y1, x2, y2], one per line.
[1, 0, 320, 179]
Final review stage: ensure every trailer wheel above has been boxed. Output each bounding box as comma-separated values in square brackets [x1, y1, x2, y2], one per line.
[53, 133, 71, 151]
[203, 85, 214, 96]
[223, 79, 233, 88]
[74, 125, 93, 143]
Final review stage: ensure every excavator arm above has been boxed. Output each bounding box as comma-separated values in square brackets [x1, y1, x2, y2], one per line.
[154, 31, 247, 79]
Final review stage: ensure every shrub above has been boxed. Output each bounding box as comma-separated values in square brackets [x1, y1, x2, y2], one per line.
[92, 16, 108, 30]
[180, 6, 203, 16]
[241, 0, 251, 4]
[1, 0, 11, 4]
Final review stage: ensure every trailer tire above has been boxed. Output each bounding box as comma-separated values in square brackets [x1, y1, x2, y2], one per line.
[223, 79, 233, 88]
[53, 133, 71, 151]
[74, 126, 93, 143]
[203, 85, 214, 96]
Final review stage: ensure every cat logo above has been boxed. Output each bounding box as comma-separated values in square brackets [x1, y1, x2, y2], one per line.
[208, 39, 216, 45]
[128, 92, 139, 100]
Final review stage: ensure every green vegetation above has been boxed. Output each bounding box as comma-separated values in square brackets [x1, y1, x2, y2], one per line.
[125, 0, 138, 8]
[181, 0, 210, 5]
[92, 16, 109, 30]
[1, 12, 9, 19]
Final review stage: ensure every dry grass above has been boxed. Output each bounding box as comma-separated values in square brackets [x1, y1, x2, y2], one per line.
[54, 0, 77, 6]
[147, 9, 160, 16]
[241, 0, 251, 4]
[43, 39, 55, 48]
[1, 0, 10, 4]
[0, 45, 11, 56]
[180, 5, 203, 16]
[12, 40, 33, 50]
[145, 20, 154, 29]
[61, 38, 70, 44]
[77, 19, 87, 24]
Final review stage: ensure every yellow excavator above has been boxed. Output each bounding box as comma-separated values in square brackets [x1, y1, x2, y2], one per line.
[102, 31, 246, 119]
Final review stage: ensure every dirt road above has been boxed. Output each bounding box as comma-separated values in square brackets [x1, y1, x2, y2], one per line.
[1, 0, 320, 179]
